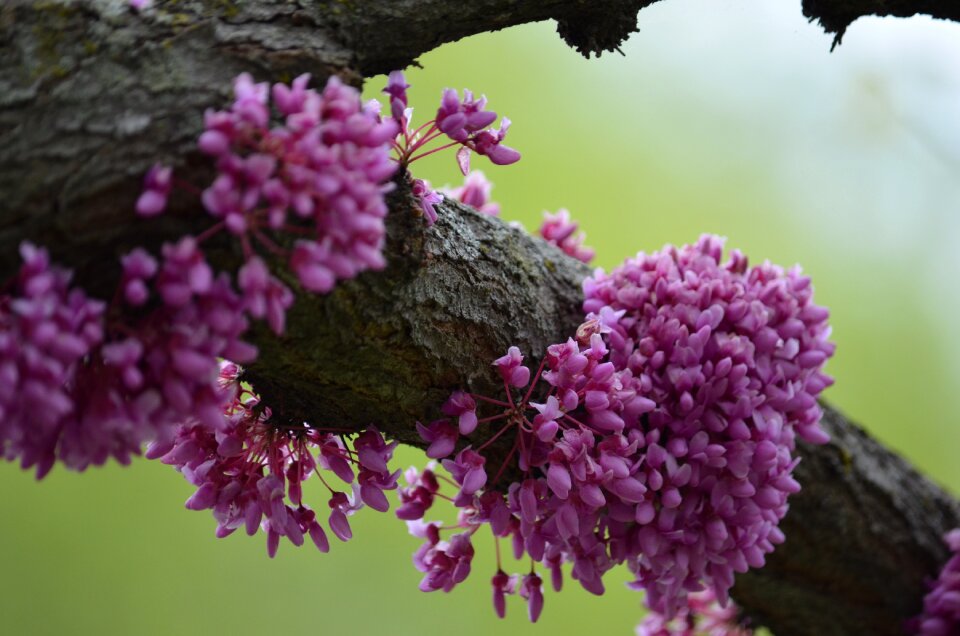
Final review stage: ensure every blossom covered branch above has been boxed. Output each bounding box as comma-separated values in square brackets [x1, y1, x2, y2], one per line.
[3, 2, 960, 636]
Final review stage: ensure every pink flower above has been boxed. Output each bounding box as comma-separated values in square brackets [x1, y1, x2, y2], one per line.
[539, 209, 595, 263]
[416, 420, 459, 459]
[493, 346, 531, 388]
[442, 170, 500, 216]
[443, 391, 479, 435]
[441, 448, 487, 496]
[135, 164, 172, 217]
[519, 573, 545, 623]
[411, 178, 443, 226]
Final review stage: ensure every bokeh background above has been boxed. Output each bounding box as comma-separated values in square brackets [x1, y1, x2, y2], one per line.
[4, 1, 960, 634]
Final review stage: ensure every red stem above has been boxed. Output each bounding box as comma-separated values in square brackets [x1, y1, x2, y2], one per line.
[523, 358, 547, 405]
[407, 140, 461, 164]
[492, 436, 520, 486]
[471, 394, 512, 408]
[194, 221, 225, 244]
[477, 420, 515, 452]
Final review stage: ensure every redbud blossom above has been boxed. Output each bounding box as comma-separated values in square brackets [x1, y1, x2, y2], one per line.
[405, 235, 833, 623]
[135, 164, 172, 217]
[442, 170, 500, 216]
[636, 589, 752, 636]
[539, 209, 595, 263]
[907, 529, 960, 635]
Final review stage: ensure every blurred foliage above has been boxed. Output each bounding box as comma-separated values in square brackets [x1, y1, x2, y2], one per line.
[3, 3, 960, 634]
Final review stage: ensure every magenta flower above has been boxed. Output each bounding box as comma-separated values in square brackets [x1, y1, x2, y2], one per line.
[0, 244, 105, 477]
[491, 570, 518, 618]
[120, 247, 158, 306]
[443, 391, 479, 435]
[383, 70, 411, 123]
[1, 239, 256, 476]
[135, 163, 172, 217]
[519, 573, 545, 623]
[401, 235, 833, 622]
[441, 448, 487, 496]
[416, 420, 459, 459]
[493, 345, 531, 388]
[382, 71, 520, 220]
[466, 117, 521, 168]
[396, 464, 440, 521]
[636, 588, 752, 636]
[238, 256, 294, 335]
[907, 529, 960, 635]
[442, 170, 500, 216]
[193, 73, 398, 295]
[411, 178, 443, 226]
[539, 209, 595, 263]
[156, 366, 398, 557]
[414, 531, 476, 593]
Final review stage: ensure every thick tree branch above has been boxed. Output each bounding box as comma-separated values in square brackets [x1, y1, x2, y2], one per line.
[244, 192, 593, 449]
[803, 0, 960, 47]
[3, 0, 959, 284]
[3, 2, 960, 635]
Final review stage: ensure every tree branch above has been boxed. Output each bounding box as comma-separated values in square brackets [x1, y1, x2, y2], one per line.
[803, 0, 960, 48]
[3, 2, 960, 635]
[3, 0, 959, 285]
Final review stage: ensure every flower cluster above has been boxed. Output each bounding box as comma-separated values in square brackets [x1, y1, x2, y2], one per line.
[383, 71, 519, 225]
[636, 589, 752, 636]
[907, 529, 960, 635]
[403, 235, 833, 621]
[0, 237, 260, 477]
[539, 209, 595, 264]
[197, 72, 399, 293]
[583, 235, 834, 613]
[152, 362, 399, 556]
[1, 73, 402, 480]
[0, 244, 105, 477]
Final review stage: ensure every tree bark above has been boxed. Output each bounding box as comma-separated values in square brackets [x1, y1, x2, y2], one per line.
[3, 2, 960, 635]
[803, 0, 960, 47]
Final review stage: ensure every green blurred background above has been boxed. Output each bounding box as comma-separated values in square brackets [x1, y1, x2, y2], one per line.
[4, 2, 960, 634]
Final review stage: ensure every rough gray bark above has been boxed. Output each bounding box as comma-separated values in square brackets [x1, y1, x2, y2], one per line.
[803, 0, 960, 47]
[3, 2, 960, 635]
[244, 191, 593, 449]
[735, 404, 960, 635]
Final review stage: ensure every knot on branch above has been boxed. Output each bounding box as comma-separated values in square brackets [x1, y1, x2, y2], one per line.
[556, 0, 657, 57]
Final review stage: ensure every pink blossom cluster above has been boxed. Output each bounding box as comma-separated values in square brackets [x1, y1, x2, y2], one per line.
[383, 72, 519, 225]
[94, 236, 256, 439]
[152, 363, 400, 557]
[404, 235, 833, 621]
[0, 237, 260, 477]
[195, 73, 399, 293]
[583, 235, 834, 612]
[1, 74, 401, 479]
[636, 589, 752, 636]
[539, 209, 595, 263]
[907, 529, 960, 635]
[0, 244, 105, 477]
